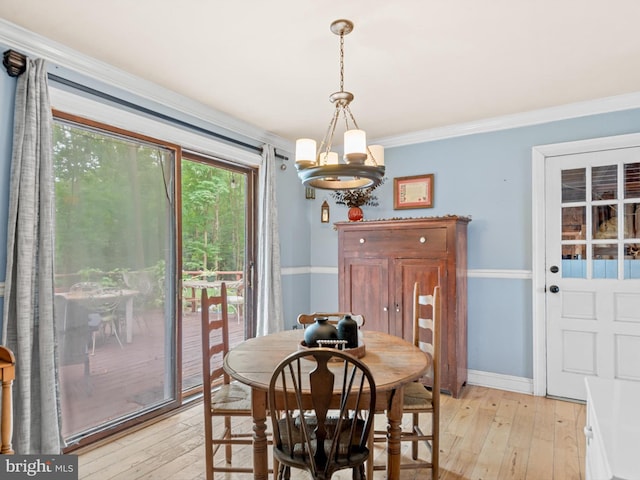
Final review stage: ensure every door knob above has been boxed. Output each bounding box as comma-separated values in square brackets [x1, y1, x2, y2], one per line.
[549, 285, 560, 293]
[550, 265, 559, 273]
[383, 307, 388, 312]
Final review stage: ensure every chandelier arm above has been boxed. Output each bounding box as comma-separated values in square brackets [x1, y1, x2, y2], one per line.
[318, 106, 342, 161]
[344, 105, 361, 130]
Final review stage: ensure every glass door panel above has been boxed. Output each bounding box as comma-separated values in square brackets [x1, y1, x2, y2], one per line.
[53, 115, 178, 444]
[180, 154, 252, 393]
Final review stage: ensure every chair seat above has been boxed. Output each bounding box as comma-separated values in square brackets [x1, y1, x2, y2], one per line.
[211, 382, 252, 413]
[286, 416, 366, 452]
[403, 381, 434, 410]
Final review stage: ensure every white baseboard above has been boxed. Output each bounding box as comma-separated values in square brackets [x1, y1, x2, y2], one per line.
[467, 369, 534, 395]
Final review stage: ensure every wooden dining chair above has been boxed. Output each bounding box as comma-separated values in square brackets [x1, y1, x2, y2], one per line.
[372, 282, 441, 477]
[269, 347, 376, 480]
[200, 283, 255, 479]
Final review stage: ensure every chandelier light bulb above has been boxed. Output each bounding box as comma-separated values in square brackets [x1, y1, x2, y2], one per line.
[343, 129, 367, 164]
[295, 138, 317, 167]
[366, 145, 385, 166]
[319, 151, 339, 165]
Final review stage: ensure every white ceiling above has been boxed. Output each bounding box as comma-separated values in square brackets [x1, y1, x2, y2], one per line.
[2, 0, 640, 144]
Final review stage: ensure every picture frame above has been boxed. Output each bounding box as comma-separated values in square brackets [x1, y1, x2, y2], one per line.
[393, 174, 434, 210]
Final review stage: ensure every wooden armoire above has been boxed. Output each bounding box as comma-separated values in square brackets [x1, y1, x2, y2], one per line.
[336, 216, 470, 397]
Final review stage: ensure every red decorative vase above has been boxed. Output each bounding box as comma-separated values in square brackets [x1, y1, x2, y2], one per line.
[348, 206, 363, 222]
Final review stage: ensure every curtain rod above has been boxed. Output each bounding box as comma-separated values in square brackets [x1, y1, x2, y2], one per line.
[2, 48, 288, 161]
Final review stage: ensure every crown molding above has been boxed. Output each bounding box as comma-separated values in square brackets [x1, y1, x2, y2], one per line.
[375, 92, 640, 148]
[0, 18, 292, 153]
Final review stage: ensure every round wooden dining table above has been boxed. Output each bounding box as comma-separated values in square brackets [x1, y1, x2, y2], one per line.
[223, 329, 429, 480]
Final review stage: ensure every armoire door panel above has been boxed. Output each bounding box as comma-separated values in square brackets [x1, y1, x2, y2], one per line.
[394, 258, 447, 340]
[341, 257, 390, 334]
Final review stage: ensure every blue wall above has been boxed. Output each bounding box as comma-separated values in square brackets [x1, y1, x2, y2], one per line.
[306, 109, 640, 379]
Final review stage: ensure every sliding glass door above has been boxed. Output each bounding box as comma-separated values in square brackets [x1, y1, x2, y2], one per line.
[52, 111, 257, 448]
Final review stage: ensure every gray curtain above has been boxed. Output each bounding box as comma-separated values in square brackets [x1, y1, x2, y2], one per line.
[2, 58, 62, 453]
[256, 144, 284, 335]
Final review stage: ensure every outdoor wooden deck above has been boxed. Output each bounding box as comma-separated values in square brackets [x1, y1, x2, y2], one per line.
[59, 308, 245, 440]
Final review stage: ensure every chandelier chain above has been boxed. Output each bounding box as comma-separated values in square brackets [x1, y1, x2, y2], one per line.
[339, 32, 345, 93]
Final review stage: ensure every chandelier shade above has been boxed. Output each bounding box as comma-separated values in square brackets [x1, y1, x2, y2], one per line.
[295, 19, 385, 191]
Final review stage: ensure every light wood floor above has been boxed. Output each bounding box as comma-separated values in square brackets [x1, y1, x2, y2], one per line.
[77, 385, 586, 480]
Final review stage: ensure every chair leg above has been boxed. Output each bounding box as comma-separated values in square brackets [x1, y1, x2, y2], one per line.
[412, 412, 419, 460]
[433, 446, 439, 479]
[366, 428, 374, 479]
[281, 465, 290, 480]
[224, 416, 232, 462]
[110, 318, 124, 349]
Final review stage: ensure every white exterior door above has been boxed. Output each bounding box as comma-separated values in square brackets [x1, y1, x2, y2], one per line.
[545, 147, 640, 400]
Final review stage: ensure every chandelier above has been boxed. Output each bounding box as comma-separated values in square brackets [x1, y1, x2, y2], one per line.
[295, 19, 385, 191]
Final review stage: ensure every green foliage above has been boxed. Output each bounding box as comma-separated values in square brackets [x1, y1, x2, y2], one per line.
[53, 121, 246, 299]
[181, 161, 245, 273]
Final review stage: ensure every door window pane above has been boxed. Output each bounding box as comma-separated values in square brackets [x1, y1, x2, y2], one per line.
[593, 205, 619, 240]
[623, 203, 640, 239]
[593, 244, 617, 278]
[592, 165, 617, 201]
[53, 118, 177, 442]
[562, 168, 586, 202]
[562, 245, 586, 278]
[624, 162, 640, 198]
[562, 206, 586, 241]
[623, 163, 640, 277]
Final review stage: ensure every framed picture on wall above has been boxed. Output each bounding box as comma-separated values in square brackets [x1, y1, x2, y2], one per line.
[393, 174, 434, 209]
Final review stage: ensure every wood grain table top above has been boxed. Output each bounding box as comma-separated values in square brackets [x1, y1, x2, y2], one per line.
[224, 329, 429, 392]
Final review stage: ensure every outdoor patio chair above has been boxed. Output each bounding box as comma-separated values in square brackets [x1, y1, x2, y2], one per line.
[88, 287, 124, 353]
[122, 270, 155, 331]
